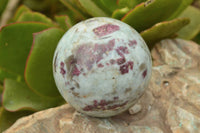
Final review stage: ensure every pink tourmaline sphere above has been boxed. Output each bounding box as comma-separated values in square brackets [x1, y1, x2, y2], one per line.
[53, 17, 152, 117]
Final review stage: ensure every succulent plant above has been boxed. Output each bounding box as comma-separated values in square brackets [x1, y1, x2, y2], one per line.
[0, 5, 68, 131]
[0, 0, 200, 131]
[0, 0, 8, 16]
[60, 0, 195, 48]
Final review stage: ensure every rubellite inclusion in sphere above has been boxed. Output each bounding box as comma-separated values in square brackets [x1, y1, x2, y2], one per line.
[53, 17, 152, 117]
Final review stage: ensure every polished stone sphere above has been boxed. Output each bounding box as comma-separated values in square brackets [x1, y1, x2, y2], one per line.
[53, 17, 152, 117]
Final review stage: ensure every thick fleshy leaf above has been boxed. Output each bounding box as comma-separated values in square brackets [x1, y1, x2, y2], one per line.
[0, 68, 20, 82]
[112, 7, 130, 19]
[193, 33, 200, 44]
[60, 0, 88, 19]
[121, 0, 184, 32]
[17, 12, 55, 26]
[78, 0, 109, 17]
[91, 0, 112, 15]
[118, 0, 146, 8]
[0, 86, 2, 106]
[99, 0, 119, 12]
[72, 0, 94, 16]
[177, 6, 200, 39]
[23, 0, 49, 11]
[12, 5, 31, 22]
[141, 18, 190, 49]
[0, 107, 33, 132]
[167, 0, 193, 20]
[55, 15, 73, 30]
[25, 28, 64, 97]
[0, 83, 3, 96]
[3, 79, 65, 111]
[0, 84, 3, 91]
[0, 22, 50, 77]
[0, 0, 8, 16]
[0, 85, 2, 105]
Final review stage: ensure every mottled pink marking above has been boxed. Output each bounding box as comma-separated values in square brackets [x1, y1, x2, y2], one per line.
[96, 57, 103, 64]
[97, 63, 104, 68]
[83, 99, 128, 111]
[115, 46, 129, 58]
[107, 104, 119, 110]
[74, 39, 115, 71]
[83, 99, 107, 111]
[107, 101, 128, 110]
[101, 106, 106, 110]
[119, 61, 134, 75]
[99, 100, 107, 106]
[128, 40, 137, 48]
[61, 62, 64, 67]
[60, 62, 66, 76]
[106, 39, 115, 51]
[83, 105, 93, 111]
[142, 69, 147, 78]
[65, 81, 70, 86]
[128, 61, 134, 70]
[94, 44, 107, 55]
[120, 64, 129, 74]
[110, 59, 116, 65]
[118, 46, 129, 54]
[117, 57, 126, 65]
[93, 24, 120, 37]
[72, 66, 81, 76]
[86, 60, 94, 70]
[116, 48, 124, 57]
[93, 100, 98, 107]
[67, 57, 81, 77]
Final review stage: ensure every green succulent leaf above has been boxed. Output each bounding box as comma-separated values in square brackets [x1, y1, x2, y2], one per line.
[0, 107, 33, 132]
[121, 0, 184, 32]
[167, 0, 193, 20]
[12, 5, 31, 22]
[3, 79, 65, 111]
[0, 83, 3, 98]
[91, 0, 112, 15]
[60, 0, 89, 19]
[0, 0, 8, 16]
[141, 18, 190, 49]
[112, 7, 130, 19]
[0, 85, 2, 106]
[23, 0, 49, 11]
[118, 0, 146, 8]
[193, 33, 200, 44]
[0, 84, 3, 91]
[55, 15, 73, 30]
[99, 0, 119, 13]
[72, 0, 94, 16]
[177, 6, 200, 39]
[0, 68, 19, 83]
[25, 28, 64, 97]
[17, 12, 55, 26]
[77, 0, 109, 17]
[0, 22, 50, 78]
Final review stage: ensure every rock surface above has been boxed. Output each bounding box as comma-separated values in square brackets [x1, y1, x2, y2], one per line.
[4, 39, 200, 133]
